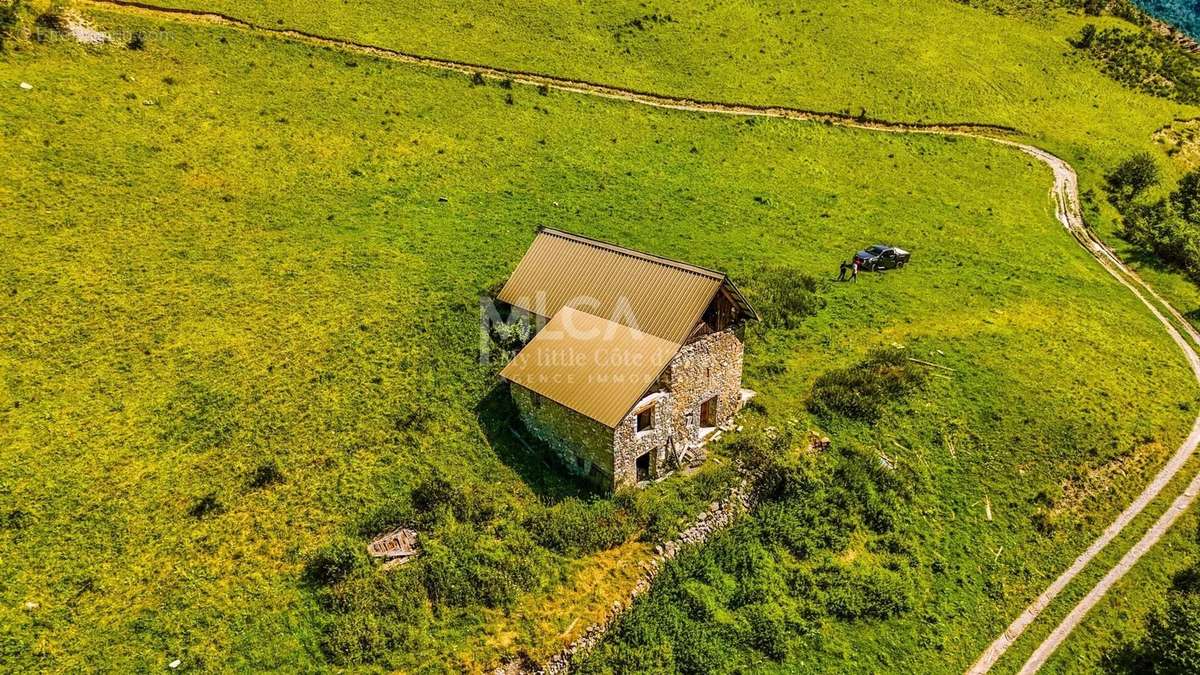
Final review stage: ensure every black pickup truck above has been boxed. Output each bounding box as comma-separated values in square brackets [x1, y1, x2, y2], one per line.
[854, 245, 911, 271]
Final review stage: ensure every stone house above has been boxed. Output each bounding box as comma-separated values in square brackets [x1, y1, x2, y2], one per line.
[497, 228, 757, 490]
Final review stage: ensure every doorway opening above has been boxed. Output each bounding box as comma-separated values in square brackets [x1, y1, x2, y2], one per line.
[700, 396, 718, 428]
[636, 452, 651, 482]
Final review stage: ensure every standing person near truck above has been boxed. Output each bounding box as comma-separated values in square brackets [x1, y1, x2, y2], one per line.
[837, 260, 850, 282]
[850, 259, 859, 283]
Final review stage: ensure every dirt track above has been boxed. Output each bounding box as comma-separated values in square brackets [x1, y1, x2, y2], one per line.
[76, 1, 1200, 671]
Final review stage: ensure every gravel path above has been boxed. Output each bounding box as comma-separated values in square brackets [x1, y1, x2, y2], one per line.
[967, 144, 1200, 674]
[75, 2, 1200, 670]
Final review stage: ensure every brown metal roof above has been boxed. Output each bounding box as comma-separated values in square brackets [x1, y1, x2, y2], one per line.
[498, 228, 729, 344]
[499, 307, 678, 428]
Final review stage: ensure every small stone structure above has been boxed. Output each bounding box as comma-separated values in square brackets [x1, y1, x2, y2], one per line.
[497, 228, 759, 491]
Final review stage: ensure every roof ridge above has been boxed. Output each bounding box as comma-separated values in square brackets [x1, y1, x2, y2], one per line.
[538, 227, 725, 280]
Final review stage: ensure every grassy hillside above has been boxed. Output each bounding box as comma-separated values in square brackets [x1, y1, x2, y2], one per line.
[129, 0, 1200, 323]
[1, 5, 1197, 672]
[136, 1, 1193, 168]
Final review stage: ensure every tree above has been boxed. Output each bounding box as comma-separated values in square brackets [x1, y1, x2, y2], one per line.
[1106, 152, 1161, 204]
[1073, 24, 1097, 49]
[1172, 170, 1200, 224]
[1136, 566, 1200, 673]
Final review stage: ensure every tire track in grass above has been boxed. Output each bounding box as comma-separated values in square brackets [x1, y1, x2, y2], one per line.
[72, 1, 1200, 670]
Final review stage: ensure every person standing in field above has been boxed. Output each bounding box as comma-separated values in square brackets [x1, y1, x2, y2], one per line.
[837, 260, 850, 282]
[850, 259, 859, 283]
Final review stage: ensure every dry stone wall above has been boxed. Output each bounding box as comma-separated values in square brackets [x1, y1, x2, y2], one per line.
[528, 479, 757, 675]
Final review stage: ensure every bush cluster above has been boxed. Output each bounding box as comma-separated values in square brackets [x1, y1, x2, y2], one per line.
[1107, 154, 1200, 283]
[317, 566, 429, 665]
[418, 523, 544, 609]
[807, 347, 926, 423]
[574, 439, 925, 672]
[525, 497, 637, 556]
[818, 560, 913, 620]
[745, 267, 825, 329]
[1070, 22, 1200, 104]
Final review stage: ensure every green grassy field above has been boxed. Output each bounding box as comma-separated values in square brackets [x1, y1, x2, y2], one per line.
[136, 4, 1196, 189]
[133, 0, 1200, 334]
[1, 4, 1199, 672]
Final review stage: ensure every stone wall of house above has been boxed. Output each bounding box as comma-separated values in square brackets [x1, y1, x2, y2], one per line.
[511, 384, 615, 487]
[663, 329, 744, 459]
[611, 330, 744, 487]
[611, 392, 671, 490]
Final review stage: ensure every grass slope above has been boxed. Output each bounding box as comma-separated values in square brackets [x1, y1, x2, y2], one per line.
[133, 1, 1197, 181]
[0, 8, 1195, 672]
[130, 0, 1200, 345]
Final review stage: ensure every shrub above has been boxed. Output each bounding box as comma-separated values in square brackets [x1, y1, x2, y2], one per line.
[490, 313, 533, 351]
[525, 497, 636, 555]
[1172, 169, 1200, 224]
[317, 571, 428, 664]
[818, 561, 913, 620]
[127, 31, 145, 50]
[725, 423, 798, 479]
[2, 509, 31, 530]
[1072, 23, 1097, 49]
[745, 267, 824, 329]
[754, 501, 822, 558]
[831, 444, 910, 533]
[419, 524, 542, 609]
[32, 0, 65, 33]
[409, 471, 497, 525]
[741, 602, 789, 660]
[808, 348, 925, 423]
[672, 620, 733, 674]
[248, 459, 284, 488]
[1106, 152, 1161, 204]
[1030, 507, 1059, 535]
[188, 492, 223, 518]
[470, 71, 485, 86]
[305, 538, 366, 587]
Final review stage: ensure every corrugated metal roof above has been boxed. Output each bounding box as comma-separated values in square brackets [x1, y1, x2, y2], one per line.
[498, 228, 726, 344]
[499, 307, 678, 428]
